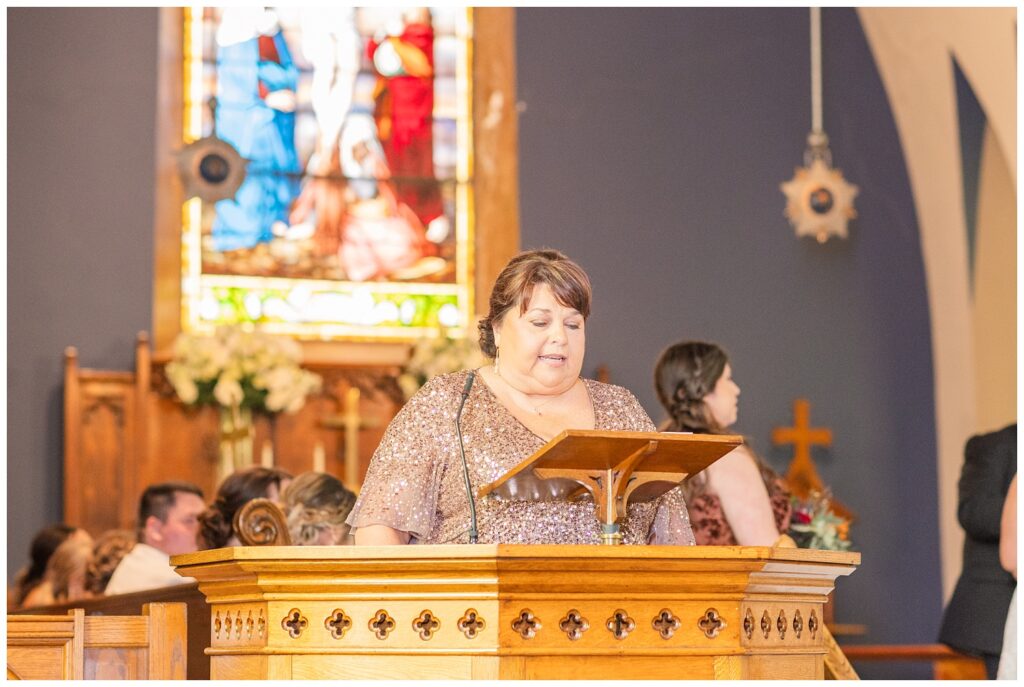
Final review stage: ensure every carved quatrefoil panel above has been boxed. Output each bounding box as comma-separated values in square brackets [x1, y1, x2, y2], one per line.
[558, 609, 589, 641]
[652, 609, 681, 640]
[697, 608, 726, 639]
[413, 610, 441, 640]
[606, 609, 635, 640]
[512, 609, 541, 639]
[458, 609, 485, 639]
[326, 609, 352, 640]
[282, 609, 308, 639]
[369, 610, 396, 640]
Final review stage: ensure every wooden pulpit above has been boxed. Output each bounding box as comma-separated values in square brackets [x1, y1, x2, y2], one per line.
[173, 545, 859, 680]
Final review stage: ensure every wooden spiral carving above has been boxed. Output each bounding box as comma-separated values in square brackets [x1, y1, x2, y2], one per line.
[233, 498, 293, 546]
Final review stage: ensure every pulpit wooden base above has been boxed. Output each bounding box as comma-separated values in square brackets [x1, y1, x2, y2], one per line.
[173, 544, 859, 680]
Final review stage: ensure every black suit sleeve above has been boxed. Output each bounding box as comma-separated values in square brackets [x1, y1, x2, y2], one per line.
[957, 432, 1012, 542]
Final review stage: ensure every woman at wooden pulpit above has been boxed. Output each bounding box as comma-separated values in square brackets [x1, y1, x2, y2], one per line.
[347, 249, 696, 546]
[653, 340, 793, 546]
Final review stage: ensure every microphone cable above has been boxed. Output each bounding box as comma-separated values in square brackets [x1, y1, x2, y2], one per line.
[455, 371, 479, 544]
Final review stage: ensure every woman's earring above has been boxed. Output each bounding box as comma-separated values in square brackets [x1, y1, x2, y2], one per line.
[494, 346, 500, 375]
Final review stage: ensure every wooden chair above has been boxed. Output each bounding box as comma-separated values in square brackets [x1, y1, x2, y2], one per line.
[7, 601, 186, 680]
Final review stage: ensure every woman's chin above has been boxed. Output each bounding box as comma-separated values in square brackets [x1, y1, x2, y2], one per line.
[530, 367, 581, 391]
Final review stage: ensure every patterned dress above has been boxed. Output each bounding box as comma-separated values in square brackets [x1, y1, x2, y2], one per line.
[347, 370, 696, 545]
[686, 475, 792, 546]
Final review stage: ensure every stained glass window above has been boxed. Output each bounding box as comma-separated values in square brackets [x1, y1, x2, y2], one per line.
[180, 7, 474, 341]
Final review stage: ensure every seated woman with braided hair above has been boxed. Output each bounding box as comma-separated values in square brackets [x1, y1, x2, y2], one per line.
[654, 340, 792, 546]
[282, 472, 357, 545]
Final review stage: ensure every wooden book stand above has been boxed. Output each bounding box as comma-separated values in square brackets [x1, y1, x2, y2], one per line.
[478, 430, 742, 544]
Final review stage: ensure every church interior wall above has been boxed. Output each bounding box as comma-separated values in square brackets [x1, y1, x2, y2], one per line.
[516, 8, 942, 678]
[9, 8, 1007, 678]
[8, 6, 159, 578]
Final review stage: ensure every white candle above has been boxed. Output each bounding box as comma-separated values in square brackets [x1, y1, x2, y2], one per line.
[313, 441, 326, 473]
[261, 442, 274, 468]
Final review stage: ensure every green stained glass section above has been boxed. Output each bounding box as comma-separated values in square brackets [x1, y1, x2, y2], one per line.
[198, 285, 461, 331]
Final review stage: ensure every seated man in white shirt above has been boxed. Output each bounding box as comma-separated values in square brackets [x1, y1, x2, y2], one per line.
[105, 481, 205, 595]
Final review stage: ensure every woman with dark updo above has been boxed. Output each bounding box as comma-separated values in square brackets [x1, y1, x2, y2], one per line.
[654, 340, 792, 546]
[198, 467, 293, 549]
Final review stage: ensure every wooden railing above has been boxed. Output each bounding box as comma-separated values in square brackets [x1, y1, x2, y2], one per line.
[840, 644, 987, 680]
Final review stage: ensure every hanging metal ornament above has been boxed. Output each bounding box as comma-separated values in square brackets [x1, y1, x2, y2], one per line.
[780, 7, 858, 243]
[177, 96, 248, 203]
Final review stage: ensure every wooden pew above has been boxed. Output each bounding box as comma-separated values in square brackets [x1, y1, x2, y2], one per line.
[840, 644, 987, 679]
[14, 584, 209, 679]
[7, 602, 186, 680]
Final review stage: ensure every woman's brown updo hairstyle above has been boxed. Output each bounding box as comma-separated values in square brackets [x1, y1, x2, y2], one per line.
[282, 471, 358, 545]
[199, 466, 293, 549]
[477, 249, 593, 357]
[654, 340, 729, 433]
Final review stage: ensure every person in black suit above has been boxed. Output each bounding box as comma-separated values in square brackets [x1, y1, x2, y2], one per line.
[938, 423, 1017, 678]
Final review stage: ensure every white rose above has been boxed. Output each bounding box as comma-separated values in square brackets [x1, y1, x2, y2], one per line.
[265, 388, 288, 412]
[213, 377, 244, 407]
[166, 363, 199, 404]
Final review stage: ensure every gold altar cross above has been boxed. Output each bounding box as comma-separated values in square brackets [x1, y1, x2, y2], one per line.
[773, 398, 831, 494]
[772, 398, 853, 521]
[319, 387, 381, 492]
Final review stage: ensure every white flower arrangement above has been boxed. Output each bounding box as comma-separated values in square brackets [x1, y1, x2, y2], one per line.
[165, 326, 322, 414]
[397, 331, 489, 399]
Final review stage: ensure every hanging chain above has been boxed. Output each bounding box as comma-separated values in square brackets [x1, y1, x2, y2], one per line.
[805, 7, 832, 166]
[811, 6, 822, 135]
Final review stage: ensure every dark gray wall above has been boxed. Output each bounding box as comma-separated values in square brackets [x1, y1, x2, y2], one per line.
[8, 8, 941, 676]
[516, 8, 939, 678]
[7, 7, 158, 576]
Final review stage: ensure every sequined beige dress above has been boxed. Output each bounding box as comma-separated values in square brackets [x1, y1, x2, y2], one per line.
[348, 370, 696, 545]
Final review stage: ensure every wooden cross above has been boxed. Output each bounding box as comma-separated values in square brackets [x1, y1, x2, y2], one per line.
[772, 398, 854, 521]
[772, 398, 832, 497]
[319, 386, 382, 492]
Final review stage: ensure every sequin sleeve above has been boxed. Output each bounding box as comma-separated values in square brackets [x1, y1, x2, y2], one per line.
[650, 485, 697, 545]
[346, 375, 457, 541]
